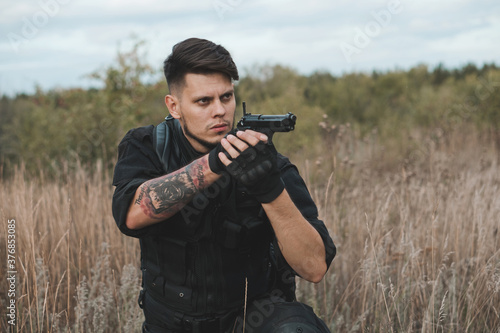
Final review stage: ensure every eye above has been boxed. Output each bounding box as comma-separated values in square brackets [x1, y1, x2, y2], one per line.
[197, 97, 210, 105]
[221, 92, 233, 101]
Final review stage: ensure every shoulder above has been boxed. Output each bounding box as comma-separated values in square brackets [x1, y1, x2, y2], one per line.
[113, 124, 162, 184]
[116, 125, 157, 160]
[119, 125, 155, 146]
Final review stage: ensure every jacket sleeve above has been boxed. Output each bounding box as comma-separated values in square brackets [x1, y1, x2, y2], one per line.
[272, 154, 336, 275]
[111, 125, 164, 238]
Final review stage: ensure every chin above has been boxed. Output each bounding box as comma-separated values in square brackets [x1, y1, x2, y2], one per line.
[213, 129, 230, 139]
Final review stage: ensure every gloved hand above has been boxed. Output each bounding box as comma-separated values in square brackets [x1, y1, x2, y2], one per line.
[208, 141, 228, 174]
[226, 141, 284, 203]
[208, 130, 237, 174]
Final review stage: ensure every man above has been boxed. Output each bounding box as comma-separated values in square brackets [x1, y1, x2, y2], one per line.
[112, 37, 336, 332]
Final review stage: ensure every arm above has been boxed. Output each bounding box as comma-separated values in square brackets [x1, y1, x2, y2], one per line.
[262, 190, 327, 283]
[126, 154, 221, 230]
[220, 131, 328, 283]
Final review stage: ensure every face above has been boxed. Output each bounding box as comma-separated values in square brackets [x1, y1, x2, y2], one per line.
[165, 72, 236, 153]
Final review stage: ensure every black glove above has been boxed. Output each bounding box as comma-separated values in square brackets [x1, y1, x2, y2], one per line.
[226, 142, 284, 203]
[208, 130, 238, 174]
[208, 141, 228, 174]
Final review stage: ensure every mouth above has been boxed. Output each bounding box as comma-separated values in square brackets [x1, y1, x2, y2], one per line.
[210, 123, 229, 133]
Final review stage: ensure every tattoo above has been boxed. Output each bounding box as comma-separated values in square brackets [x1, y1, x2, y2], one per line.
[136, 157, 210, 219]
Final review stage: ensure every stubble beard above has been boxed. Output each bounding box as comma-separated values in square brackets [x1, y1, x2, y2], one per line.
[183, 118, 235, 151]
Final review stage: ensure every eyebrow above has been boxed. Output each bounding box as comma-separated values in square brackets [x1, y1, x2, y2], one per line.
[192, 89, 234, 103]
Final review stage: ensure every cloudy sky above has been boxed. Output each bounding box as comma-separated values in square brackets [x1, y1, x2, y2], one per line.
[1, 0, 499, 96]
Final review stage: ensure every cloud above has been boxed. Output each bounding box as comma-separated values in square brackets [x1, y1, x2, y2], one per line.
[1, 0, 499, 95]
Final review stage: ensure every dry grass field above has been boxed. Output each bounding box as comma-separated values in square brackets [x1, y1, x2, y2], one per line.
[1, 126, 500, 332]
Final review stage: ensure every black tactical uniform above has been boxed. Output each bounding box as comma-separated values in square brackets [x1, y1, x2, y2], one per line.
[112, 117, 336, 332]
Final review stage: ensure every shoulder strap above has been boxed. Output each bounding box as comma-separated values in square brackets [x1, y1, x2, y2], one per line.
[153, 115, 183, 173]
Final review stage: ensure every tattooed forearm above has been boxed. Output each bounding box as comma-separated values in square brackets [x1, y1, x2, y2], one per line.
[135, 156, 212, 219]
[139, 171, 196, 217]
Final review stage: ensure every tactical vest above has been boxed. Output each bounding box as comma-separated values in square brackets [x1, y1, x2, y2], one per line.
[141, 116, 276, 316]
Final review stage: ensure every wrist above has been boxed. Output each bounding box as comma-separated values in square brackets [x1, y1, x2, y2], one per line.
[202, 154, 222, 182]
[254, 178, 285, 203]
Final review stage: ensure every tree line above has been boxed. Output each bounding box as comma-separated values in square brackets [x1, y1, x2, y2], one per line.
[1, 43, 499, 177]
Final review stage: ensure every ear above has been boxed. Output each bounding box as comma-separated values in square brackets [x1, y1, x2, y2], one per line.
[165, 95, 180, 119]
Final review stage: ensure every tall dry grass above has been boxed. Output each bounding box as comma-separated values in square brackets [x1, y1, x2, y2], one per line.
[0, 161, 142, 332]
[295, 123, 500, 332]
[1, 127, 500, 332]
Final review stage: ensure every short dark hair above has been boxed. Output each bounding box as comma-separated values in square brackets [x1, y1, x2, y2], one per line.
[163, 38, 239, 92]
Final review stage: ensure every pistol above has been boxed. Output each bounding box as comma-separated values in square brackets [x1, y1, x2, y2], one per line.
[236, 102, 297, 145]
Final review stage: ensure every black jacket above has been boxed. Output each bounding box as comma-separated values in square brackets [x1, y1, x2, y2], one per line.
[112, 118, 336, 316]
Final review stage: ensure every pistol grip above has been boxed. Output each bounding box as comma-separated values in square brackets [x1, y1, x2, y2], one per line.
[260, 128, 275, 146]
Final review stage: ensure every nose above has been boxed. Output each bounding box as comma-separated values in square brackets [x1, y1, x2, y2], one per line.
[212, 100, 226, 117]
